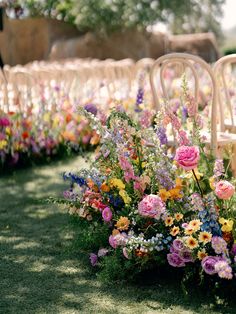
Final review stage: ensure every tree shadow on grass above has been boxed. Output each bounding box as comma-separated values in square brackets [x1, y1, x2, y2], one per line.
[1, 156, 236, 313]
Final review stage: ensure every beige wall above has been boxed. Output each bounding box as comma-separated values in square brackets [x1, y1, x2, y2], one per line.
[0, 15, 79, 65]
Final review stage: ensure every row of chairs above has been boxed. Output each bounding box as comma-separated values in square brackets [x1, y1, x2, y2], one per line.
[1, 53, 236, 169]
[150, 52, 236, 173]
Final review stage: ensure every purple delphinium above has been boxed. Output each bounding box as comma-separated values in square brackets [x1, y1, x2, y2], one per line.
[156, 126, 168, 145]
[84, 103, 98, 116]
[135, 87, 144, 112]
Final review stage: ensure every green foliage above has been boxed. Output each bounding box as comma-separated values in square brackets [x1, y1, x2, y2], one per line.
[224, 47, 236, 55]
[5, 0, 225, 37]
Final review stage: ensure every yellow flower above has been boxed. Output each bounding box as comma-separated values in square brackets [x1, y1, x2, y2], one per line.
[109, 178, 125, 190]
[185, 168, 203, 180]
[198, 231, 212, 244]
[184, 227, 195, 235]
[197, 249, 208, 260]
[188, 219, 202, 231]
[115, 216, 130, 231]
[219, 218, 234, 232]
[186, 236, 199, 250]
[209, 177, 215, 190]
[5, 127, 11, 135]
[165, 216, 174, 227]
[0, 140, 7, 150]
[174, 213, 183, 221]
[170, 226, 180, 236]
[159, 189, 170, 202]
[119, 190, 131, 204]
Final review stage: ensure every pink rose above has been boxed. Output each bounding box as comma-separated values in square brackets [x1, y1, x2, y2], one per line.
[215, 180, 235, 200]
[175, 146, 200, 170]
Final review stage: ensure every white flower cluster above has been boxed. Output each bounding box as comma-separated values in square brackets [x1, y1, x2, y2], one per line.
[126, 233, 172, 253]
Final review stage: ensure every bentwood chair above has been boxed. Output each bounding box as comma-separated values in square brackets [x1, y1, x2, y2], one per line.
[150, 53, 236, 172]
[213, 54, 236, 132]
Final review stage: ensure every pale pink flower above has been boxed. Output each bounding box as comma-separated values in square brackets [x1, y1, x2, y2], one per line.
[215, 180, 235, 200]
[138, 194, 166, 219]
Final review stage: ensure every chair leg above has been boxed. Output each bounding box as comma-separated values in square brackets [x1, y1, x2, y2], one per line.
[230, 144, 236, 177]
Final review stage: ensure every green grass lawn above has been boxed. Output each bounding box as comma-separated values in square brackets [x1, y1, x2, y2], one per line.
[0, 155, 236, 314]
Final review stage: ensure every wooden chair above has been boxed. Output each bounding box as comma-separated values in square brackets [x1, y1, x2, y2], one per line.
[150, 53, 236, 171]
[213, 54, 236, 132]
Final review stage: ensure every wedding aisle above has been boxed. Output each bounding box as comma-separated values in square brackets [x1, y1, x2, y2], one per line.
[0, 156, 235, 314]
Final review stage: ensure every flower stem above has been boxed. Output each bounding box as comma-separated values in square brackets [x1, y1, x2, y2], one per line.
[192, 169, 203, 198]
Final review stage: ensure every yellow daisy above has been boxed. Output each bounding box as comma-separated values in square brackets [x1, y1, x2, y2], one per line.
[174, 213, 183, 221]
[197, 249, 208, 260]
[115, 217, 130, 231]
[198, 231, 212, 244]
[188, 219, 202, 231]
[165, 216, 174, 227]
[186, 236, 199, 250]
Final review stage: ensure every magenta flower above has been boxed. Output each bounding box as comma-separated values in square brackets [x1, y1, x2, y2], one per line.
[102, 207, 112, 222]
[167, 253, 185, 267]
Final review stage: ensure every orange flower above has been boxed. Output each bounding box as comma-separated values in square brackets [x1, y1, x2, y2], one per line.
[66, 113, 72, 123]
[90, 133, 100, 145]
[112, 229, 120, 236]
[101, 182, 110, 192]
[115, 216, 130, 231]
[169, 188, 182, 199]
[62, 131, 76, 142]
[222, 231, 233, 243]
[87, 178, 99, 192]
[159, 189, 170, 201]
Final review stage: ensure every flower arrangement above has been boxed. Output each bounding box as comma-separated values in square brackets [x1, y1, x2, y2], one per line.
[0, 102, 99, 173]
[57, 100, 236, 297]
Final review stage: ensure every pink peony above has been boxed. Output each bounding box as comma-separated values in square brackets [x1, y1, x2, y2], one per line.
[174, 146, 200, 171]
[138, 194, 166, 219]
[215, 180, 235, 200]
[102, 207, 113, 222]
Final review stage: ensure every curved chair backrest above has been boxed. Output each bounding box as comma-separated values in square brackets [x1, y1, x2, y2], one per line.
[213, 54, 236, 131]
[150, 53, 217, 152]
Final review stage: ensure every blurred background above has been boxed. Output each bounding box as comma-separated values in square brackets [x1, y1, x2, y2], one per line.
[0, 0, 236, 66]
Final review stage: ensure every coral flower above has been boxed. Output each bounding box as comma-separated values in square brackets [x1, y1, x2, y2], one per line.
[186, 236, 199, 249]
[198, 231, 212, 244]
[22, 131, 29, 139]
[174, 213, 183, 221]
[115, 216, 130, 231]
[215, 180, 235, 200]
[170, 226, 180, 236]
